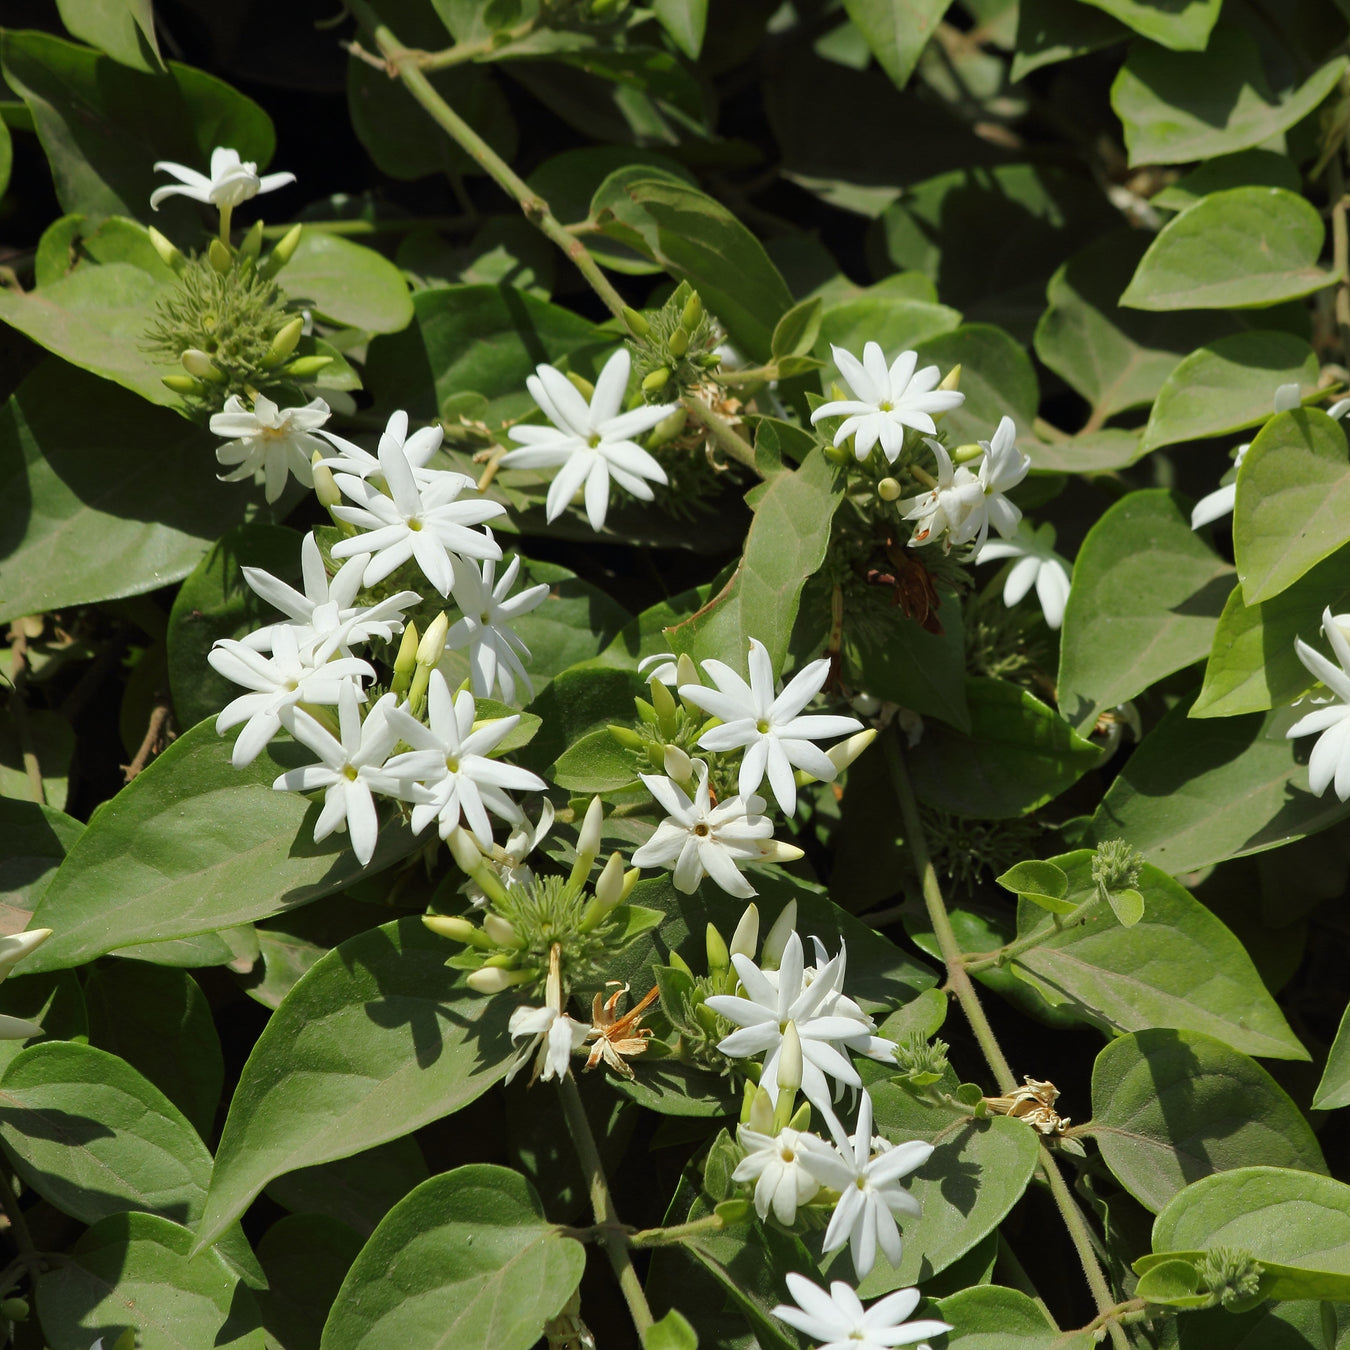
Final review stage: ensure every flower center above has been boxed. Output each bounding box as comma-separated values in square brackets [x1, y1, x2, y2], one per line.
[480, 611, 491, 625]
[445, 755, 460, 774]
[779, 1147, 795, 1163]
[588, 433, 602, 449]
[877, 400, 893, 412]
[756, 719, 771, 734]
[693, 823, 710, 837]
[343, 765, 358, 782]
[407, 517, 423, 531]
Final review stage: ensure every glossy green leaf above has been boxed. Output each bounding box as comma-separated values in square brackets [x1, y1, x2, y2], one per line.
[935, 1284, 1087, 1347]
[1111, 30, 1348, 167]
[320, 1165, 584, 1350]
[591, 170, 792, 361]
[772, 296, 823, 360]
[55, 0, 163, 71]
[645, 1308, 699, 1350]
[1234, 408, 1350, 605]
[258, 1214, 362, 1350]
[35, 1212, 265, 1350]
[365, 284, 606, 423]
[843, 0, 952, 89]
[0, 362, 260, 626]
[1022, 428, 1145, 473]
[652, 0, 709, 58]
[1009, 852, 1306, 1059]
[1314, 1001, 1350, 1111]
[914, 324, 1038, 442]
[280, 231, 412, 335]
[0, 970, 87, 1080]
[1089, 1028, 1326, 1213]
[0, 30, 273, 224]
[1123, 190, 1337, 312]
[907, 678, 1098, 817]
[197, 918, 514, 1250]
[1011, 0, 1127, 81]
[550, 727, 640, 793]
[819, 296, 963, 387]
[0, 1041, 211, 1227]
[27, 721, 421, 972]
[85, 964, 223, 1142]
[1057, 490, 1233, 732]
[1151, 149, 1303, 212]
[1192, 543, 1350, 718]
[1076, 0, 1218, 49]
[1142, 1167, 1350, 1301]
[1141, 331, 1318, 452]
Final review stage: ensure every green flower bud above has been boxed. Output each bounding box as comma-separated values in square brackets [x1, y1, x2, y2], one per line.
[777, 1021, 803, 1095]
[667, 951, 694, 979]
[417, 612, 450, 667]
[147, 225, 185, 273]
[706, 922, 729, 979]
[263, 314, 305, 368]
[622, 305, 651, 338]
[594, 851, 627, 909]
[694, 1001, 721, 1039]
[566, 371, 595, 400]
[668, 326, 690, 358]
[761, 901, 797, 969]
[423, 914, 492, 948]
[675, 653, 700, 696]
[663, 744, 692, 784]
[746, 1084, 774, 1134]
[208, 237, 233, 274]
[181, 348, 227, 383]
[607, 723, 644, 751]
[238, 219, 264, 261]
[642, 367, 671, 393]
[265, 223, 304, 276]
[694, 352, 721, 369]
[877, 477, 902, 501]
[466, 966, 535, 994]
[161, 374, 203, 396]
[681, 292, 703, 331]
[729, 904, 759, 960]
[391, 621, 419, 696]
[650, 678, 679, 739]
[311, 451, 342, 512]
[569, 796, 604, 886]
[282, 354, 334, 379]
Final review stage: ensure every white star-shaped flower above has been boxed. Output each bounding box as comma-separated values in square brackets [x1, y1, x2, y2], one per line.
[499, 349, 678, 533]
[466, 800, 555, 908]
[733, 1124, 822, 1225]
[444, 534, 550, 704]
[1288, 607, 1350, 800]
[901, 441, 985, 552]
[772, 1274, 952, 1350]
[210, 395, 330, 504]
[630, 762, 796, 899]
[504, 950, 589, 1086]
[382, 671, 547, 847]
[797, 1091, 933, 1280]
[317, 410, 473, 492]
[330, 421, 505, 596]
[976, 416, 1030, 545]
[975, 520, 1073, 630]
[239, 532, 419, 662]
[274, 687, 413, 866]
[150, 146, 296, 212]
[678, 639, 861, 816]
[208, 625, 373, 768]
[810, 343, 964, 463]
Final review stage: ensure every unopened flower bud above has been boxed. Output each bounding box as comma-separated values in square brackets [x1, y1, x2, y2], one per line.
[390, 621, 419, 697]
[668, 326, 690, 358]
[757, 838, 806, 865]
[668, 950, 694, 979]
[417, 612, 450, 667]
[282, 354, 334, 380]
[446, 825, 487, 876]
[761, 901, 797, 969]
[422, 914, 491, 948]
[663, 744, 692, 783]
[566, 371, 595, 400]
[147, 226, 185, 273]
[483, 913, 521, 947]
[238, 219, 264, 261]
[681, 292, 703, 331]
[746, 1084, 774, 1134]
[877, 477, 902, 502]
[466, 966, 535, 994]
[650, 678, 679, 738]
[263, 315, 305, 368]
[208, 237, 233, 274]
[675, 652, 700, 695]
[706, 922, 729, 979]
[607, 723, 644, 751]
[569, 796, 604, 885]
[622, 305, 651, 338]
[0, 928, 50, 976]
[826, 728, 877, 774]
[729, 904, 759, 960]
[642, 367, 671, 393]
[646, 407, 687, 448]
[695, 352, 721, 369]
[181, 349, 226, 383]
[263, 223, 303, 276]
[952, 442, 984, 465]
[161, 374, 203, 396]
[594, 851, 627, 909]
[311, 452, 342, 512]
[938, 364, 961, 393]
[777, 1021, 803, 1094]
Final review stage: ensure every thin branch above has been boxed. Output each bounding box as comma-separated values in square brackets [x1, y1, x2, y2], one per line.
[122, 699, 175, 783]
[682, 393, 759, 474]
[5, 623, 45, 806]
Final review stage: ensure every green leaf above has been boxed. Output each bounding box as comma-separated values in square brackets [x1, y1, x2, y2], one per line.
[1089, 1028, 1327, 1213]
[280, 231, 412, 335]
[85, 964, 223, 1142]
[258, 1214, 362, 1350]
[27, 722, 422, 972]
[1234, 408, 1350, 604]
[551, 727, 640, 794]
[1011, 0, 1128, 81]
[997, 860, 1067, 898]
[365, 284, 606, 423]
[908, 677, 1099, 817]
[914, 324, 1038, 442]
[1076, 0, 1218, 49]
[320, 1165, 583, 1350]
[0, 361, 261, 626]
[0, 1041, 212, 1228]
[1121, 190, 1338, 311]
[1140, 331, 1319, 452]
[0, 970, 88, 1081]
[1034, 231, 1245, 424]
[664, 447, 844, 674]
[1142, 1167, 1350, 1301]
[1056, 490, 1234, 732]
[1315, 999, 1350, 1111]
[35, 1212, 265, 1350]
[1151, 148, 1303, 212]
[646, 1308, 699, 1350]
[1111, 29, 1348, 166]
[591, 170, 793, 362]
[0, 30, 274, 225]
[652, 0, 709, 58]
[1132, 1259, 1211, 1309]
[1192, 543, 1350, 718]
[55, 0, 163, 72]
[772, 297, 823, 360]
[935, 1284, 1084, 1347]
[842, 0, 952, 89]
[818, 295, 963, 390]
[1023, 428, 1145, 473]
[197, 918, 514, 1250]
[1009, 851, 1307, 1059]
[1107, 887, 1145, 926]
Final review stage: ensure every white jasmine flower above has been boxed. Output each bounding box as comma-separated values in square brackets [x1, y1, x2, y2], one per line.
[975, 416, 1031, 545]
[706, 932, 874, 1112]
[445, 535, 551, 704]
[810, 344, 964, 463]
[630, 762, 797, 899]
[772, 1274, 952, 1350]
[318, 410, 473, 492]
[274, 688, 410, 866]
[504, 950, 589, 1086]
[330, 422, 505, 596]
[210, 395, 330, 504]
[733, 1124, 822, 1225]
[1287, 607, 1350, 800]
[208, 625, 373, 768]
[383, 671, 547, 847]
[679, 639, 862, 816]
[974, 520, 1073, 630]
[499, 349, 678, 533]
[901, 441, 985, 552]
[240, 532, 420, 662]
[802, 938, 898, 1067]
[150, 146, 295, 212]
[467, 800, 555, 908]
[797, 1091, 933, 1280]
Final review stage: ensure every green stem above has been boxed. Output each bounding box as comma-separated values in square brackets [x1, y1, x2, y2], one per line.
[557, 1074, 654, 1337]
[414, 17, 540, 69]
[882, 727, 1017, 1095]
[1038, 1152, 1129, 1350]
[629, 1214, 726, 1248]
[962, 894, 1101, 973]
[346, 1, 627, 318]
[218, 202, 234, 247]
[261, 215, 473, 239]
[681, 393, 759, 475]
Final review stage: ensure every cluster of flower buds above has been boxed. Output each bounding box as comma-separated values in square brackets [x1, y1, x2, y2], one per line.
[624, 283, 723, 402]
